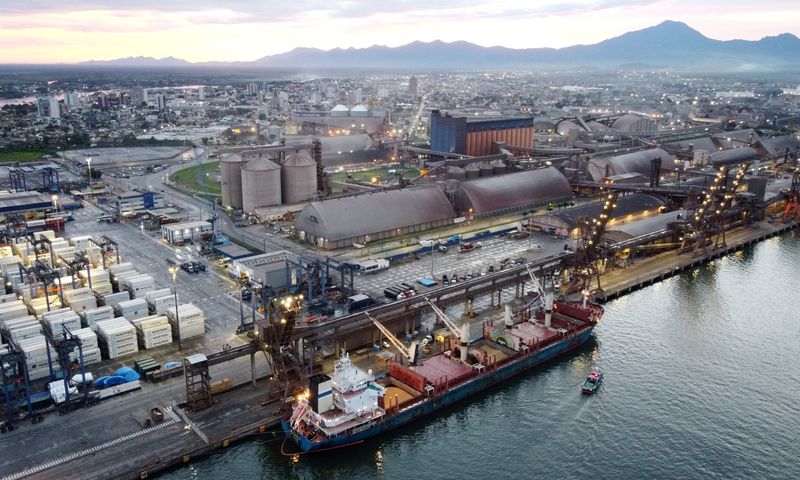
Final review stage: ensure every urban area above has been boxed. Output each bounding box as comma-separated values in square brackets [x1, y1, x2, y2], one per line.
[0, 61, 798, 479]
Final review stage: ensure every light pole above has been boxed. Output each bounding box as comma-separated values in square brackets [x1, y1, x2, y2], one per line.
[86, 157, 93, 185]
[169, 265, 181, 350]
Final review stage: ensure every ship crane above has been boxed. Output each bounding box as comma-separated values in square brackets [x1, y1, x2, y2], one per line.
[365, 312, 419, 365]
[425, 298, 471, 364]
[526, 266, 554, 327]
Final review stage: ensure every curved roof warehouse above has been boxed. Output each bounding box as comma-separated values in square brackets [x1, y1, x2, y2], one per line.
[295, 185, 456, 249]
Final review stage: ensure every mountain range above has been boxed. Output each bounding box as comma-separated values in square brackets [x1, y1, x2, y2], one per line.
[82, 21, 800, 71]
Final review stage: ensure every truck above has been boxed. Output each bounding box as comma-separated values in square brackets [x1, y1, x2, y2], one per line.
[346, 294, 378, 313]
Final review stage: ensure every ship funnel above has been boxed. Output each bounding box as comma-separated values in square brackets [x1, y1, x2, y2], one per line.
[544, 292, 554, 328]
[504, 305, 513, 327]
[460, 324, 470, 363]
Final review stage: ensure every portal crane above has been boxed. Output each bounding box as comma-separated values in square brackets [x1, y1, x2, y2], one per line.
[365, 312, 419, 365]
[424, 299, 471, 364]
[526, 266, 555, 327]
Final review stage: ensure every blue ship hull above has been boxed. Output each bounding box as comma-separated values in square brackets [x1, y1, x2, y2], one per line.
[283, 326, 594, 452]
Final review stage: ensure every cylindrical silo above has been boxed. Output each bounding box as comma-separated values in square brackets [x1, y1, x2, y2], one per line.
[220, 153, 245, 210]
[491, 159, 506, 175]
[241, 157, 281, 213]
[479, 162, 494, 177]
[447, 166, 466, 180]
[464, 163, 480, 179]
[281, 150, 318, 204]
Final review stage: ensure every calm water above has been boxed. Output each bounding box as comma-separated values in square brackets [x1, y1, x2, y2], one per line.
[161, 232, 800, 480]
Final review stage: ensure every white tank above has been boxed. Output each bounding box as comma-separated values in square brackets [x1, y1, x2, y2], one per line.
[281, 150, 317, 204]
[220, 153, 245, 209]
[241, 156, 281, 212]
[464, 163, 481, 179]
[491, 159, 506, 175]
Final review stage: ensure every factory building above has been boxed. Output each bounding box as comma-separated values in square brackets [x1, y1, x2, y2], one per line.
[295, 185, 456, 249]
[430, 110, 535, 156]
[220, 148, 319, 213]
[453, 167, 572, 218]
[586, 148, 676, 182]
[291, 105, 387, 133]
[228, 250, 297, 289]
[0, 191, 55, 215]
[530, 193, 667, 238]
[610, 114, 657, 135]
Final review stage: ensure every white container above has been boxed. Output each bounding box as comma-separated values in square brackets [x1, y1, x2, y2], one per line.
[102, 291, 131, 308]
[120, 274, 155, 298]
[91, 282, 114, 296]
[149, 295, 177, 315]
[115, 298, 149, 321]
[81, 306, 115, 328]
[145, 289, 172, 303]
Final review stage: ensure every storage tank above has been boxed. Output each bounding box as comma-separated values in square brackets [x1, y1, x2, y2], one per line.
[464, 163, 481, 179]
[491, 159, 506, 175]
[479, 162, 494, 177]
[281, 150, 317, 204]
[241, 157, 281, 212]
[447, 166, 465, 180]
[220, 153, 245, 210]
[445, 179, 460, 195]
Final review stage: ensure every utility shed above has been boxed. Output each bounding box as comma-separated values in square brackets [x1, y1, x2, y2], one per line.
[530, 193, 666, 238]
[295, 185, 455, 249]
[453, 167, 572, 218]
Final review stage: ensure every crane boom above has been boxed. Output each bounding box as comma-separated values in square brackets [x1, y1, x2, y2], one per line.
[365, 312, 419, 364]
[424, 298, 463, 339]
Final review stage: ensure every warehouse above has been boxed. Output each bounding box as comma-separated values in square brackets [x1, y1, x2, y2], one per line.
[0, 190, 54, 215]
[161, 220, 212, 245]
[116, 191, 165, 216]
[295, 185, 455, 249]
[530, 193, 667, 238]
[453, 167, 572, 218]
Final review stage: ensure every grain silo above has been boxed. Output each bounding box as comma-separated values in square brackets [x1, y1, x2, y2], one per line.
[491, 159, 506, 175]
[447, 166, 466, 180]
[241, 156, 281, 213]
[220, 153, 245, 210]
[464, 163, 481, 179]
[479, 162, 494, 177]
[281, 150, 317, 204]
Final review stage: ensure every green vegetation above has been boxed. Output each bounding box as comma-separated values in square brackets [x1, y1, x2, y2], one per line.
[327, 166, 420, 184]
[170, 161, 221, 196]
[0, 150, 54, 163]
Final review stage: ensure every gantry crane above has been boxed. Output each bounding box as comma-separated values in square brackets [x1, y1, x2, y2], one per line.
[526, 265, 555, 327]
[365, 312, 419, 365]
[258, 294, 303, 406]
[424, 299, 471, 364]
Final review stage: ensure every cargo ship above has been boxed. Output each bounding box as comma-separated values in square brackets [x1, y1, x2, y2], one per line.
[282, 299, 603, 452]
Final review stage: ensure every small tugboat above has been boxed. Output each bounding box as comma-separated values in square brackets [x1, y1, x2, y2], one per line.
[581, 368, 603, 394]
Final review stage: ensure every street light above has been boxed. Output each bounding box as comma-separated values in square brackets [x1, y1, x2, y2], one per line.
[169, 265, 181, 349]
[86, 157, 93, 184]
[51, 194, 58, 212]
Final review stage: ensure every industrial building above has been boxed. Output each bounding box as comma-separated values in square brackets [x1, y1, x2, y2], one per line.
[430, 110, 535, 156]
[586, 148, 676, 182]
[295, 185, 456, 249]
[161, 220, 213, 245]
[0, 191, 55, 215]
[453, 167, 572, 218]
[530, 193, 667, 238]
[115, 191, 165, 216]
[220, 147, 319, 213]
[228, 250, 297, 289]
[291, 105, 387, 133]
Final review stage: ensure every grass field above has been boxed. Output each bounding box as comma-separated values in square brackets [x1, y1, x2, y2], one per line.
[0, 150, 52, 163]
[170, 161, 221, 196]
[327, 166, 420, 184]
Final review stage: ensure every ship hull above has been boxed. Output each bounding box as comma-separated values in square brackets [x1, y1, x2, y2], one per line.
[283, 326, 594, 453]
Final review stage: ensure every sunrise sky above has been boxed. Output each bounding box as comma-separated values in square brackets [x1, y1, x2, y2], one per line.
[0, 0, 797, 63]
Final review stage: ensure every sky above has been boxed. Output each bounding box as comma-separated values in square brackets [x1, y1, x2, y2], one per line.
[0, 0, 797, 63]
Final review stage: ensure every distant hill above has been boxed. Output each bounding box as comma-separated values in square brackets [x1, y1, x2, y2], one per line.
[79, 21, 800, 71]
[250, 21, 800, 71]
[80, 56, 191, 66]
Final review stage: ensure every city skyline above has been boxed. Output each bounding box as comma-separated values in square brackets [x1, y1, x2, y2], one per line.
[0, 0, 798, 64]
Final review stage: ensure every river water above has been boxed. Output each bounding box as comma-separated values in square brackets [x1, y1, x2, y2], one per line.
[160, 232, 800, 480]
